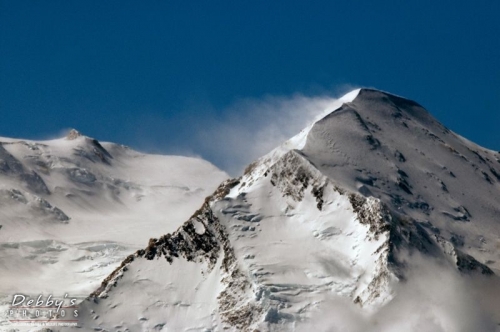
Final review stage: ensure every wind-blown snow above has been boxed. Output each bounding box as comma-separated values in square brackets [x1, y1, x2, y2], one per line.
[0, 131, 228, 328]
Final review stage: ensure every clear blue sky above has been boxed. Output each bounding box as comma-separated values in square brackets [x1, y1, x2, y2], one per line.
[1, 1, 499, 170]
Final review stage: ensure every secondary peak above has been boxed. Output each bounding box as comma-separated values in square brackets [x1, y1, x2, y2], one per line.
[66, 129, 83, 140]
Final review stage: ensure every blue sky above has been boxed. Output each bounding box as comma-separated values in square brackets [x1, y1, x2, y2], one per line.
[1, 1, 498, 172]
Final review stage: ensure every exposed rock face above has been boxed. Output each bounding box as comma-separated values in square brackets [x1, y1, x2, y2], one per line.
[66, 129, 82, 140]
[76, 89, 500, 331]
[91, 178, 241, 297]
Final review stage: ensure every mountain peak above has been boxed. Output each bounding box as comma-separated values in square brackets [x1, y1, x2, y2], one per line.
[69, 89, 500, 331]
[66, 128, 83, 140]
[354, 88, 423, 108]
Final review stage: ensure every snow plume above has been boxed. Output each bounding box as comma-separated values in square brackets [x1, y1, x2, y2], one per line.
[195, 94, 339, 175]
[305, 254, 500, 332]
[0, 128, 74, 142]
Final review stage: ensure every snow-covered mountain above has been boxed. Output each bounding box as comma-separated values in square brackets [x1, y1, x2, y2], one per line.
[0, 89, 500, 332]
[0, 130, 228, 309]
[71, 89, 500, 332]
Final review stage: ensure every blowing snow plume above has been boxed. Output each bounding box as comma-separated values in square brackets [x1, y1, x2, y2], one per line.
[195, 93, 344, 175]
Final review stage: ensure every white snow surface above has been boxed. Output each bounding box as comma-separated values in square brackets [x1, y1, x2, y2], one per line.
[0, 130, 228, 328]
[5, 89, 500, 331]
[73, 89, 500, 332]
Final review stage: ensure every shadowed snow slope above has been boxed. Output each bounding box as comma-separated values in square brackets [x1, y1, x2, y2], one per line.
[0, 130, 228, 317]
[31, 90, 500, 331]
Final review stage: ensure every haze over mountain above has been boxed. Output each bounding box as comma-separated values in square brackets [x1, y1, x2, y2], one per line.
[0, 130, 228, 325]
[64, 89, 500, 331]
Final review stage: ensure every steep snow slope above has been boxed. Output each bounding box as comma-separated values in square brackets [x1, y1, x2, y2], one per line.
[302, 89, 500, 265]
[0, 130, 228, 312]
[74, 90, 500, 331]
